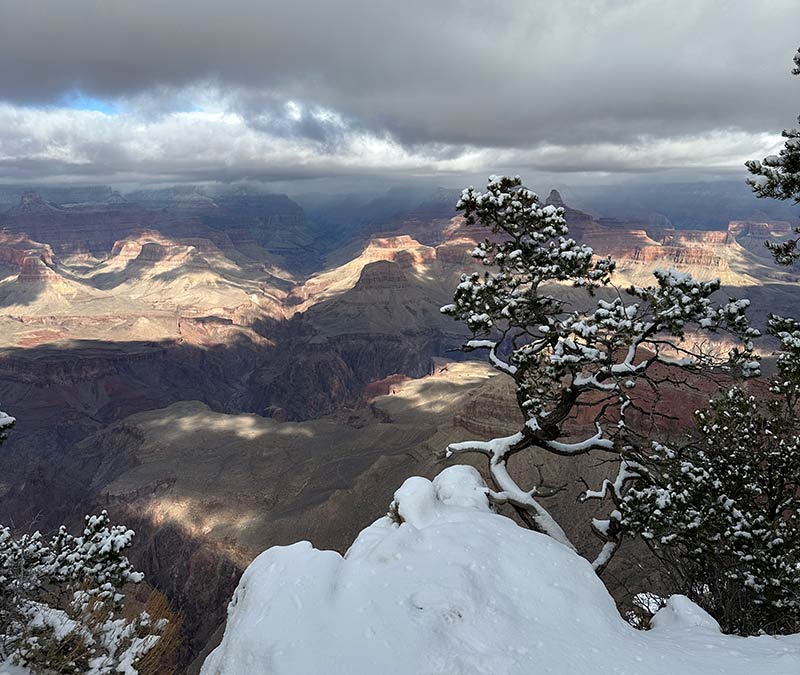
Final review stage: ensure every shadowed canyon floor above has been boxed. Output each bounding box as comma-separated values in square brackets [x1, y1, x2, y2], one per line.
[67, 361, 671, 665]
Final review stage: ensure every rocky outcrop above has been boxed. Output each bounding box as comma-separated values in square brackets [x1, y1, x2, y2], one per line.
[545, 188, 565, 208]
[135, 242, 170, 263]
[619, 241, 726, 267]
[16, 255, 63, 282]
[548, 188, 596, 229]
[212, 193, 317, 270]
[728, 219, 798, 263]
[286, 235, 437, 309]
[728, 220, 794, 237]
[253, 328, 439, 420]
[352, 259, 409, 290]
[120, 511, 242, 661]
[105, 191, 128, 204]
[6, 191, 61, 215]
[453, 380, 522, 438]
[0, 232, 56, 268]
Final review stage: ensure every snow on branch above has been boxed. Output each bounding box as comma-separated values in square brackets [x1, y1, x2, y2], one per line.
[462, 338, 518, 376]
[0, 408, 14, 445]
[542, 425, 614, 456]
[0, 510, 166, 672]
[488, 458, 575, 550]
[580, 459, 648, 572]
[581, 459, 646, 503]
[446, 431, 524, 460]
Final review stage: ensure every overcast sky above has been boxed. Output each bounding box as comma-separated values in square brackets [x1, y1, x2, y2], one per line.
[0, 0, 798, 187]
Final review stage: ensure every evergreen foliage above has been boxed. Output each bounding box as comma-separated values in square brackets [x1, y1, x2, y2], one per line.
[746, 47, 800, 263]
[620, 372, 800, 634]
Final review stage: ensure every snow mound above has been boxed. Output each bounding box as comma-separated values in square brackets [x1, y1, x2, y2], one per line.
[201, 466, 800, 675]
[0, 665, 30, 675]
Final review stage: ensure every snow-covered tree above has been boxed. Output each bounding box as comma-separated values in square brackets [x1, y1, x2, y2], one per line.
[620, 318, 800, 635]
[441, 176, 758, 572]
[746, 47, 800, 264]
[0, 413, 166, 674]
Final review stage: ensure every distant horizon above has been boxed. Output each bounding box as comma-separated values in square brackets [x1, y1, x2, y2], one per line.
[0, 172, 796, 231]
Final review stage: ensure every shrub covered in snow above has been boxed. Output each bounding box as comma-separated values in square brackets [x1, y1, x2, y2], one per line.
[201, 467, 800, 675]
[440, 176, 758, 571]
[621, 317, 800, 635]
[0, 512, 166, 674]
[0, 413, 166, 675]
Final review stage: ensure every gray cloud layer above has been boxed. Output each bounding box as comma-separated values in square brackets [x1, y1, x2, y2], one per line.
[0, 0, 798, 183]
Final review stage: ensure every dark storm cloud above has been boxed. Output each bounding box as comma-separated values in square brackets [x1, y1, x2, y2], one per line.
[1, 0, 799, 148]
[0, 0, 798, 184]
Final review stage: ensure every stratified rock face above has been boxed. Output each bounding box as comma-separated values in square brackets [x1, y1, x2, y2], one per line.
[0, 190, 315, 268]
[134, 242, 170, 263]
[546, 188, 597, 229]
[728, 220, 794, 237]
[363, 234, 434, 258]
[108, 231, 223, 262]
[438, 188, 745, 281]
[353, 259, 409, 290]
[212, 193, 317, 269]
[16, 255, 60, 282]
[0, 232, 56, 269]
[728, 219, 798, 264]
[286, 235, 439, 310]
[602, 231, 731, 268]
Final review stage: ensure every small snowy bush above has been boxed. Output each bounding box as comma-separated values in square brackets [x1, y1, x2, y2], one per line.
[0, 411, 166, 674]
[0, 512, 166, 674]
[621, 315, 800, 635]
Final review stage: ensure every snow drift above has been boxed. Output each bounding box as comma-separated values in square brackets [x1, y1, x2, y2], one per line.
[201, 466, 800, 675]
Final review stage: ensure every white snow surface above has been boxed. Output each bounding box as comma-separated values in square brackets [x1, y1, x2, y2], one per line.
[201, 466, 800, 675]
[0, 666, 29, 675]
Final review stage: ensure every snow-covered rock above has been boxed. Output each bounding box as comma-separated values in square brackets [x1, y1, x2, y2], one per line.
[201, 466, 800, 675]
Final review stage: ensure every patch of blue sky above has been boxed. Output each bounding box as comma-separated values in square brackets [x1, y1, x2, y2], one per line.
[57, 90, 121, 114]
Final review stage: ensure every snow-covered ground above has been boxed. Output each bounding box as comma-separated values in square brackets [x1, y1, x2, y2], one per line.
[201, 466, 800, 675]
[0, 666, 29, 675]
